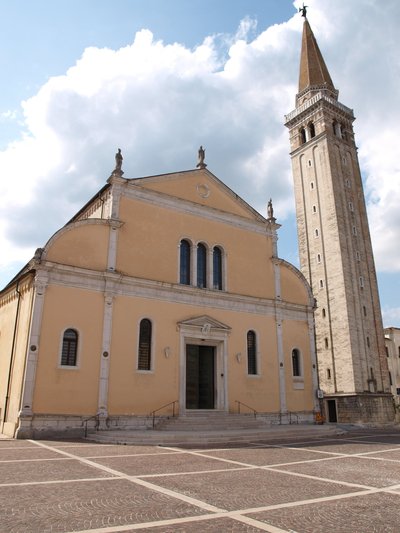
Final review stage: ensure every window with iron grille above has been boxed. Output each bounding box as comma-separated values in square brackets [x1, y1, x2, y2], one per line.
[180, 239, 191, 285]
[61, 329, 78, 366]
[138, 319, 152, 371]
[247, 330, 257, 375]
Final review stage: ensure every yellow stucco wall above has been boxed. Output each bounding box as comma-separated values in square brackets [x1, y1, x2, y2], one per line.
[33, 285, 103, 415]
[136, 170, 257, 220]
[45, 222, 110, 271]
[0, 276, 35, 435]
[283, 319, 315, 411]
[107, 297, 308, 415]
[117, 195, 275, 298]
[280, 264, 310, 305]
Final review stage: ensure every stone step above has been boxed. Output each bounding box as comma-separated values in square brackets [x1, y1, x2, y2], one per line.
[86, 424, 343, 447]
[155, 414, 267, 431]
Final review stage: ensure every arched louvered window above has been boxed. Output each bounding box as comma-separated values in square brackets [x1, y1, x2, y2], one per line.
[309, 122, 316, 138]
[247, 330, 257, 375]
[197, 243, 207, 288]
[213, 246, 223, 290]
[300, 127, 306, 144]
[292, 348, 301, 377]
[138, 319, 152, 371]
[61, 329, 78, 366]
[180, 239, 191, 285]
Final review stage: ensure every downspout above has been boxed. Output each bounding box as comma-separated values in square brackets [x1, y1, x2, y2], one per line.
[1, 281, 22, 433]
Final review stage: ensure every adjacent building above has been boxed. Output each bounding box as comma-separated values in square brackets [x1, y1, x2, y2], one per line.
[384, 327, 400, 403]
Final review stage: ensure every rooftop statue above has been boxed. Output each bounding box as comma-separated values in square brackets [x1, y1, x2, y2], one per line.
[196, 145, 207, 169]
[115, 148, 123, 172]
[267, 198, 274, 220]
[299, 3, 308, 18]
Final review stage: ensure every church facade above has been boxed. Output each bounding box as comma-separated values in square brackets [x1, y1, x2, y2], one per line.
[0, 163, 319, 438]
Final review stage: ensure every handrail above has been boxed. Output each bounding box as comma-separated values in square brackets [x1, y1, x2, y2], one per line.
[288, 411, 299, 425]
[82, 414, 100, 438]
[149, 400, 178, 428]
[235, 400, 257, 418]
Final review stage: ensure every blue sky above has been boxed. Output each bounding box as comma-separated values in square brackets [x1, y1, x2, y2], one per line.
[1, 0, 399, 326]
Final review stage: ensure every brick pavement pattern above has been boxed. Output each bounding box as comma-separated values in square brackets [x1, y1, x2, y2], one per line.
[0, 428, 399, 532]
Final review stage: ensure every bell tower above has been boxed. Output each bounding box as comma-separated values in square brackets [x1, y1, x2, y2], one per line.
[285, 14, 393, 423]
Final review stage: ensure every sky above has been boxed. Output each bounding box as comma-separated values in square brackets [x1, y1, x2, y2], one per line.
[0, 0, 399, 326]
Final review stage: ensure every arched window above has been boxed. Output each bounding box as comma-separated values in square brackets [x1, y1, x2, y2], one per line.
[213, 246, 223, 290]
[300, 128, 306, 144]
[309, 122, 316, 138]
[197, 243, 207, 288]
[138, 319, 152, 371]
[180, 240, 191, 285]
[292, 348, 301, 377]
[61, 329, 78, 366]
[247, 330, 257, 375]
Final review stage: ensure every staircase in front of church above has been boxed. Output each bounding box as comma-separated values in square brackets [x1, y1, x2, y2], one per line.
[85, 410, 341, 446]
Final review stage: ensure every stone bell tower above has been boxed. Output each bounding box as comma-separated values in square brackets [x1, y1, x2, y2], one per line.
[284, 14, 393, 423]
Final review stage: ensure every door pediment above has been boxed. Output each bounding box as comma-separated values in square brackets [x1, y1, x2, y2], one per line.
[178, 315, 231, 334]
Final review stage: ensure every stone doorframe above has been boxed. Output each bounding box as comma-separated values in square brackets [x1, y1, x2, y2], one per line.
[177, 315, 231, 415]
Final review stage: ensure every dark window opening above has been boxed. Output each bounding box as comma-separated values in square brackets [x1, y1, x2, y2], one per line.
[292, 348, 301, 377]
[180, 239, 191, 285]
[213, 246, 223, 290]
[138, 319, 152, 371]
[197, 243, 207, 288]
[61, 329, 78, 366]
[247, 330, 257, 375]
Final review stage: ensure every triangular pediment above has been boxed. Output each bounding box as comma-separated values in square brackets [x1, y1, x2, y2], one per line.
[129, 168, 265, 222]
[178, 315, 231, 332]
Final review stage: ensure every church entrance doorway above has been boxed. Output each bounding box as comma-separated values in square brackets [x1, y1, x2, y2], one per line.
[186, 345, 215, 409]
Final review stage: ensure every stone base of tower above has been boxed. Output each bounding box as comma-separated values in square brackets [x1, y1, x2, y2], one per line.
[322, 393, 395, 425]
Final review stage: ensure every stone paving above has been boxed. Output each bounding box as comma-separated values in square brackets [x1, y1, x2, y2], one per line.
[0, 428, 399, 532]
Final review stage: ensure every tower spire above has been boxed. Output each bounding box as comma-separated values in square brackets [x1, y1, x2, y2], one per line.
[298, 19, 336, 97]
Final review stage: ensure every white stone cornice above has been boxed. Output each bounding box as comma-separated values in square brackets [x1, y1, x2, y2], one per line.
[39, 261, 312, 321]
[285, 92, 354, 125]
[121, 183, 268, 235]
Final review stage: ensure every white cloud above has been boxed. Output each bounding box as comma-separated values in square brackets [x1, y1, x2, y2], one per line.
[0, 0, 400, 292]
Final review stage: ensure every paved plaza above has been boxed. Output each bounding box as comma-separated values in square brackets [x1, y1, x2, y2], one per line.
[0, 428, 400, 532]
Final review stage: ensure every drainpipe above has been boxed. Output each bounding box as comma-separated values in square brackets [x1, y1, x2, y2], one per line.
[2, 281, 22, 433]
